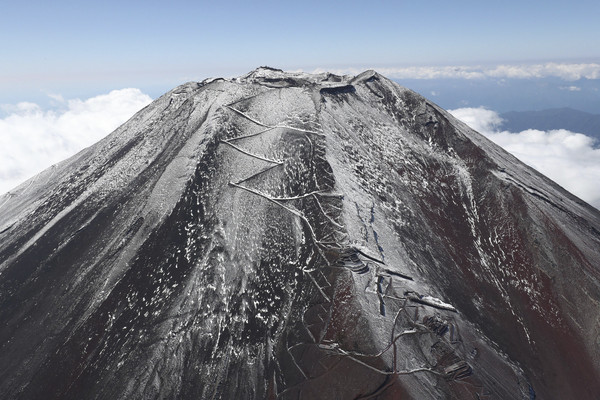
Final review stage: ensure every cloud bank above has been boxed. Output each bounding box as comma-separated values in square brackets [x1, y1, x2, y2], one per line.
[313, 62, 600, 81]
[449, 107, 600, 209]
[0, 89, 152, 194]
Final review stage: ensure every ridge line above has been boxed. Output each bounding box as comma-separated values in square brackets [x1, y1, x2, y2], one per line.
[220, 140, 283, 165]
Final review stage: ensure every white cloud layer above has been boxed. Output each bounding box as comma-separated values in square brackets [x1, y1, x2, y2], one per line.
[0, 89, 152, 194]
[560, 85, 581, 91]
[449, 107, 600, 209]
[313, 62, 600, 81]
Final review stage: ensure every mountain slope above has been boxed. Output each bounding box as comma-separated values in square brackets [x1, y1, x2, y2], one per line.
[1, 68, 599, 399]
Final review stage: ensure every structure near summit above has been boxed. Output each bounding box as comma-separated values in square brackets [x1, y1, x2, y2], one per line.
[1, 68, 599, 399]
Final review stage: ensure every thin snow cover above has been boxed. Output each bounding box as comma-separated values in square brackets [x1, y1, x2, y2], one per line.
[0, 89, 152, 195]
[419, 296, 457, 312]
[449, 107, 600, 209]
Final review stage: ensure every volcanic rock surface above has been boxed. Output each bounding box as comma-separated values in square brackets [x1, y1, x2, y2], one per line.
[1, 67, 599, 399]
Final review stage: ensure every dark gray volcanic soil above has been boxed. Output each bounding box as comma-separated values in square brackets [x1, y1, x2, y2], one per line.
[1, 68, 599, 399]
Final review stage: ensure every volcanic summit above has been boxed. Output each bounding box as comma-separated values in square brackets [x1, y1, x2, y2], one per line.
[1, 67, 599, 399]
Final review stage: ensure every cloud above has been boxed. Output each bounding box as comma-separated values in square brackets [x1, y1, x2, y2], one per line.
[0, 89, 152, 195]
[484, 63, 600, 80]
[447, 107, 503, 133]
[449, 107, 600, 209]
[312, 62, 600, 81]
[312, 65, 486, 80]
[560, 86, 581, 91]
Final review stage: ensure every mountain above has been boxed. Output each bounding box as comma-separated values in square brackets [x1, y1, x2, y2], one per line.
[1, 67, 599, 399]
[500, 107, 600, 140]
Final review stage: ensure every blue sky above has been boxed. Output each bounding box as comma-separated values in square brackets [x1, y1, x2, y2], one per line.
[2, 0, 600, 103]
[1, 1, 600, 208]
